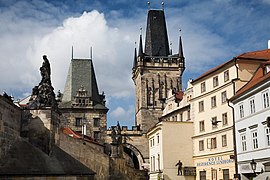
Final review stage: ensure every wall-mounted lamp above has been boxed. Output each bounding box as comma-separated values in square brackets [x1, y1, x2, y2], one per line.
[250, 159, 257, 173]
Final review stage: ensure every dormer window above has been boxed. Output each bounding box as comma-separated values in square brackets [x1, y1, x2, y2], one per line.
[73, 86, 92, 107]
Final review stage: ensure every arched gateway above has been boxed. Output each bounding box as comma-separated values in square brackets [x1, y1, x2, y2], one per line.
[123, 143, 145, 170]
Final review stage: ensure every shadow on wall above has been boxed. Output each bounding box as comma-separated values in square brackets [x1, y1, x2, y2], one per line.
[21, 110, 52, 155]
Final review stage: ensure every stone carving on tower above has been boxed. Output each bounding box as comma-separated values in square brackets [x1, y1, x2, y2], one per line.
[132, 9, 185, 133]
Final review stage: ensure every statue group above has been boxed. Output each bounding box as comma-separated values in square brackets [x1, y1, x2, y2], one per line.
[28, 55, 57, 109]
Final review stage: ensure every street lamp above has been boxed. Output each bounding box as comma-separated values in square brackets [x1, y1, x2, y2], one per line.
[250, 159, 257, 173]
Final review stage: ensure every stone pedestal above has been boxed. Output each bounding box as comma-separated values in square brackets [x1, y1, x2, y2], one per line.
[21, 108, 60, 155]
[111, 143, 118, 158]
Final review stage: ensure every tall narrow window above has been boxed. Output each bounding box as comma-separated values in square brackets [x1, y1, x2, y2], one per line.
[252, 131, 258, 149]
[187, 110, 191, 120]
[266, 128, 270, 146]
[250, 98, 256, 114]
[211, 137, 217, 149]
[153, 155, 155, 171]
[239, 104, 244, 118]
[200, 171, 206, 180]
[150, 157, 153, 171]
[75, 117, 82, 127]
[211, 168, 217, 180]
[212, 116, 218, 129]
[199, 140, 204, 151]
[94, 118, 100, 127]
[262, 91, 270, 109]
[199, 121, 205, 132]
[199, 101, 204, 112]
[240, 134, 247, 151]
[223, 169, 230, 180]
[157, 154, 160, 171]
[224, 70, 230, 82]
[201, 82, 206, 93]
[221, 91, 227, 104]
[222, 112, 228, 125]
[211, 96, 217, 108]
[222, 135, 227, 147]
[213, 76, 219, 87]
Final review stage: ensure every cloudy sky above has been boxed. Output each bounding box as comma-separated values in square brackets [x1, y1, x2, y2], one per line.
[1, 0, 270, 127]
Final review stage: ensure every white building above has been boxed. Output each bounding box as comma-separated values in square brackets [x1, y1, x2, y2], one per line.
[191, 49, 270, 180]
[230, 59, 270, 180]
[147, 82, 195, 180]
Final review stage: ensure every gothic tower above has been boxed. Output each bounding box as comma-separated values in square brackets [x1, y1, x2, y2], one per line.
[132, 9, 185, 133]
[60, 54, 108, 143]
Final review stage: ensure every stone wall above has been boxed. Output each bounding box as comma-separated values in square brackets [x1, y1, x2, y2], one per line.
[59, 132, 149, 180]
[0, 95, 21, 159]
[60, 132, 110, 179]
[21, 109, 60, 154]
[61, 109, 107, 144]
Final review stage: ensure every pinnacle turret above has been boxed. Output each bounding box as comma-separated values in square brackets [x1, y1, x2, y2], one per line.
[178, 36, 184, 58]
[138, 34, 144, 58]
[133, 47, 137, 69]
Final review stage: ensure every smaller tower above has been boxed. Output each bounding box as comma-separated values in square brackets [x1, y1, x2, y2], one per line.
[60, 50, 108, 143]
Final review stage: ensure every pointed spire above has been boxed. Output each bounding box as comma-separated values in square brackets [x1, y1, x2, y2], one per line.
[145, 10, 169, 56]
[162, 1, 164, 11]
[178, 35, 184, 58]
[133, 43, 137, 69]
[138, 29, 144, 58]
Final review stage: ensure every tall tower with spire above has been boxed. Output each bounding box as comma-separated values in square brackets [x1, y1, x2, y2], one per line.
[132, 8, 185, 133]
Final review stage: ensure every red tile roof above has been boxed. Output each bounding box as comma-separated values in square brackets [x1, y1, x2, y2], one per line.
[192, 49, 270, 83]
[61, 127, 102, 145]
[237, 49, 270, 59]
[230, 60, 270, 101]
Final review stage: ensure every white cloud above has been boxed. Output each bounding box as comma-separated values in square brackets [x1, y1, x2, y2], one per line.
[110, 106, 135, 123]
[0, 1, 233, 99]
[2, 1, 269, 126]
[28, 10, 137, 99]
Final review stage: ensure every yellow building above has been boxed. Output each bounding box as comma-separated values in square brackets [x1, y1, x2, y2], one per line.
[147, 81, 195, 180]
[191, 49, 270, 180]
[147, 121, 194, 180]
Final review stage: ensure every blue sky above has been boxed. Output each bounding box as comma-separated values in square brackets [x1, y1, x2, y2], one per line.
[1, 0, 270, 128]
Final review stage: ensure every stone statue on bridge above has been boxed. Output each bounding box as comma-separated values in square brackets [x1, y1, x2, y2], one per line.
[110, 121, 124, 158]
[28, 55, 57, 110]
